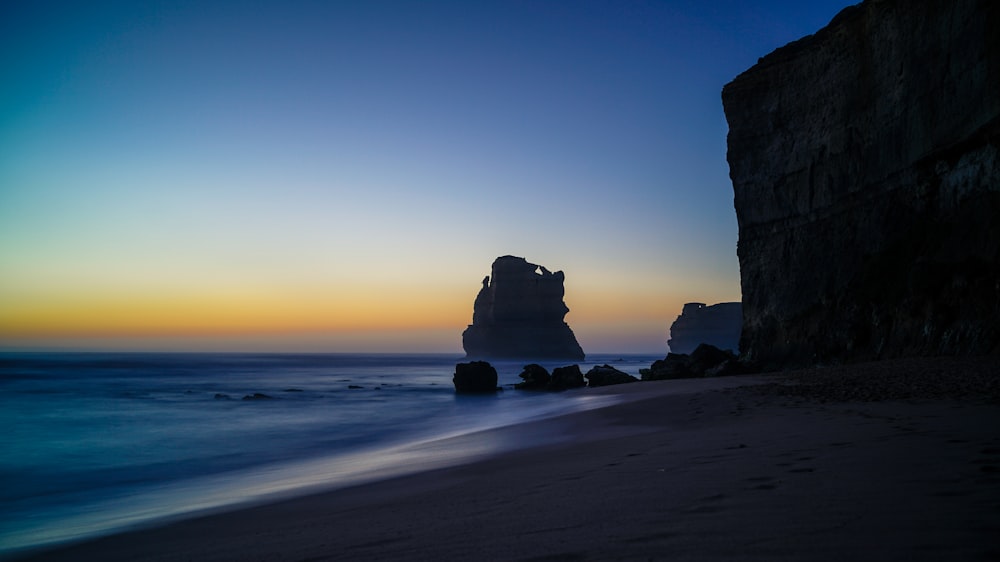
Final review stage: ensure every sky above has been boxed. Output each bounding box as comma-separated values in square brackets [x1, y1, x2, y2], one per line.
[0, 0, 853, 354]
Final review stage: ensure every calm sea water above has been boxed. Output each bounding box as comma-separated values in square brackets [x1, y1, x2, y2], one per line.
[0, 352, 658, 555]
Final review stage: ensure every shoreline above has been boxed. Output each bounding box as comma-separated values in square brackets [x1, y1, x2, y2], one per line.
[2, 375, 756, 559]
[14, 357, 1000, 561]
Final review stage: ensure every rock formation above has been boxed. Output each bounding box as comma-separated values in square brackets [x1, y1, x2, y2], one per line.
[514, 364, 552, 390]
[548, 365, 585, 391]
[667, 302, 742, 354]
[453, 361, 499, 394]
[584, 365, 638, 387]
[462, 256, 585, 360]
[641, 344, 739, 381]
[723, 0, 1000, 367]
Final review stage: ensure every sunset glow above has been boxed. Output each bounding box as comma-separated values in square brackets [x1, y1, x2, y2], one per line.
[0, 1, 852, 353]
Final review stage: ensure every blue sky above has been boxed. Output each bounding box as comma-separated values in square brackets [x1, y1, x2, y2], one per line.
[0, 0, 854, 353]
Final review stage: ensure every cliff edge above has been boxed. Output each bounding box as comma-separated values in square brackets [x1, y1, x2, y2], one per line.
[723, 0, 999, 367]
[462, 256, 585, 360]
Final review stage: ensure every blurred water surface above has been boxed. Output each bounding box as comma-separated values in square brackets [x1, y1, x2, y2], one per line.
[0, 352, 656, 554]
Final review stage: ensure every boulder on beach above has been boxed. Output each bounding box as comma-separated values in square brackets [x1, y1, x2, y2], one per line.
[515, 364, 552, 390]
[641, 344, 738, 380]
[548, 365, 585, 391]
[584, 365, 638, 387]
[453, 361, 499, 394]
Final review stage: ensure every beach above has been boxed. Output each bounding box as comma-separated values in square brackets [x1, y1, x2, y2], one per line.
[15, 357, 1000, 561]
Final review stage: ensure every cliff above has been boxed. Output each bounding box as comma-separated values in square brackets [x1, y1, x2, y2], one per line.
[667, 302, 742, 354]
[723, 0, 1000, 367]
[462, 256, 585, 360]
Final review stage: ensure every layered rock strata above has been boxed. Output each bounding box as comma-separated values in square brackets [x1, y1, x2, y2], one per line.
[723, 0, 1000, 367]
[667, 302, 742, 354]
[462, 256, 585, 360]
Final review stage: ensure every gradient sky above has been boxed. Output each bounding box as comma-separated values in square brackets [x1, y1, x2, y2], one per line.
[1, 0, 853, 353]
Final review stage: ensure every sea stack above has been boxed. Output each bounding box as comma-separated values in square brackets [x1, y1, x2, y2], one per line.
[722, 0, 1000, 367]
[462, 256, 585, 360]
[667, 302, 742, 354]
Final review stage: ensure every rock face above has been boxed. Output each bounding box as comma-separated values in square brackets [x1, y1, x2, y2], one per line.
[463, 256, 585, 360]
[667, 302, 742, 354]
[453, 361, 499, 394]
[723, 0, 1000, 367]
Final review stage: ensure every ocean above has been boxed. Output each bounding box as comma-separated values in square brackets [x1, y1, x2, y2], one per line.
[0, 352, 659, 556]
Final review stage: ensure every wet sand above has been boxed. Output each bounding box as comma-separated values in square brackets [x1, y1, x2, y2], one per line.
[15, 358, 1000, 561]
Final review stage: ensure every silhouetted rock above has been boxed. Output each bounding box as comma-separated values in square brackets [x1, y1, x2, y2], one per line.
[641, 354, 694, 380]
[548, 365, 585, 391]
[214, 393, 231, 400]
[515, 364, 551, 390]
[641, 344, 738, 380]
[453, 361, 499, 394]
[723, 0, 1000, 367]
[463, 256, 585, 360]
[668, 302, 742, 354]
[689, 344, 737, 374]
[242, 393, 273, 400]
[584, 365, 638, 387]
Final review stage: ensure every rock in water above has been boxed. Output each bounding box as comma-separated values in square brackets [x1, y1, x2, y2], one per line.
[641, 344, 738, 381]
[514, 364, 552, 390]
[548, 365, 585, 391]
[462, 256, 585, 360]
[584, 365, 638, 387]
[667, 302, 742, 354]
[722, 0, 1000, 367]
[453, 361, 499, 394]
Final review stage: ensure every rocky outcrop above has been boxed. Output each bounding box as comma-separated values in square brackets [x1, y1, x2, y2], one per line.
[463, 256, 585, 360]
[641, 344, 739, 380]
[584, 365, 638, 387]
[723, 0, 1000, 367]
[514, 364, 552, 390]
[548, 365, 585, 390]
[667, 302, 742, 354]
[514, 363, 632, 390]
[453, 361, 499, 394]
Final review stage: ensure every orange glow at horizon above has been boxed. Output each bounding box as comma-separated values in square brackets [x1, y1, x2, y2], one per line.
[0, 284, 472, 338]
[1, 268, 729, 353]
[2, 287, 691, 335]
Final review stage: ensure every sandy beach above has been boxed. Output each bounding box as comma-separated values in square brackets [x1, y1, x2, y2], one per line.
[14, 357, 1000, 561]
